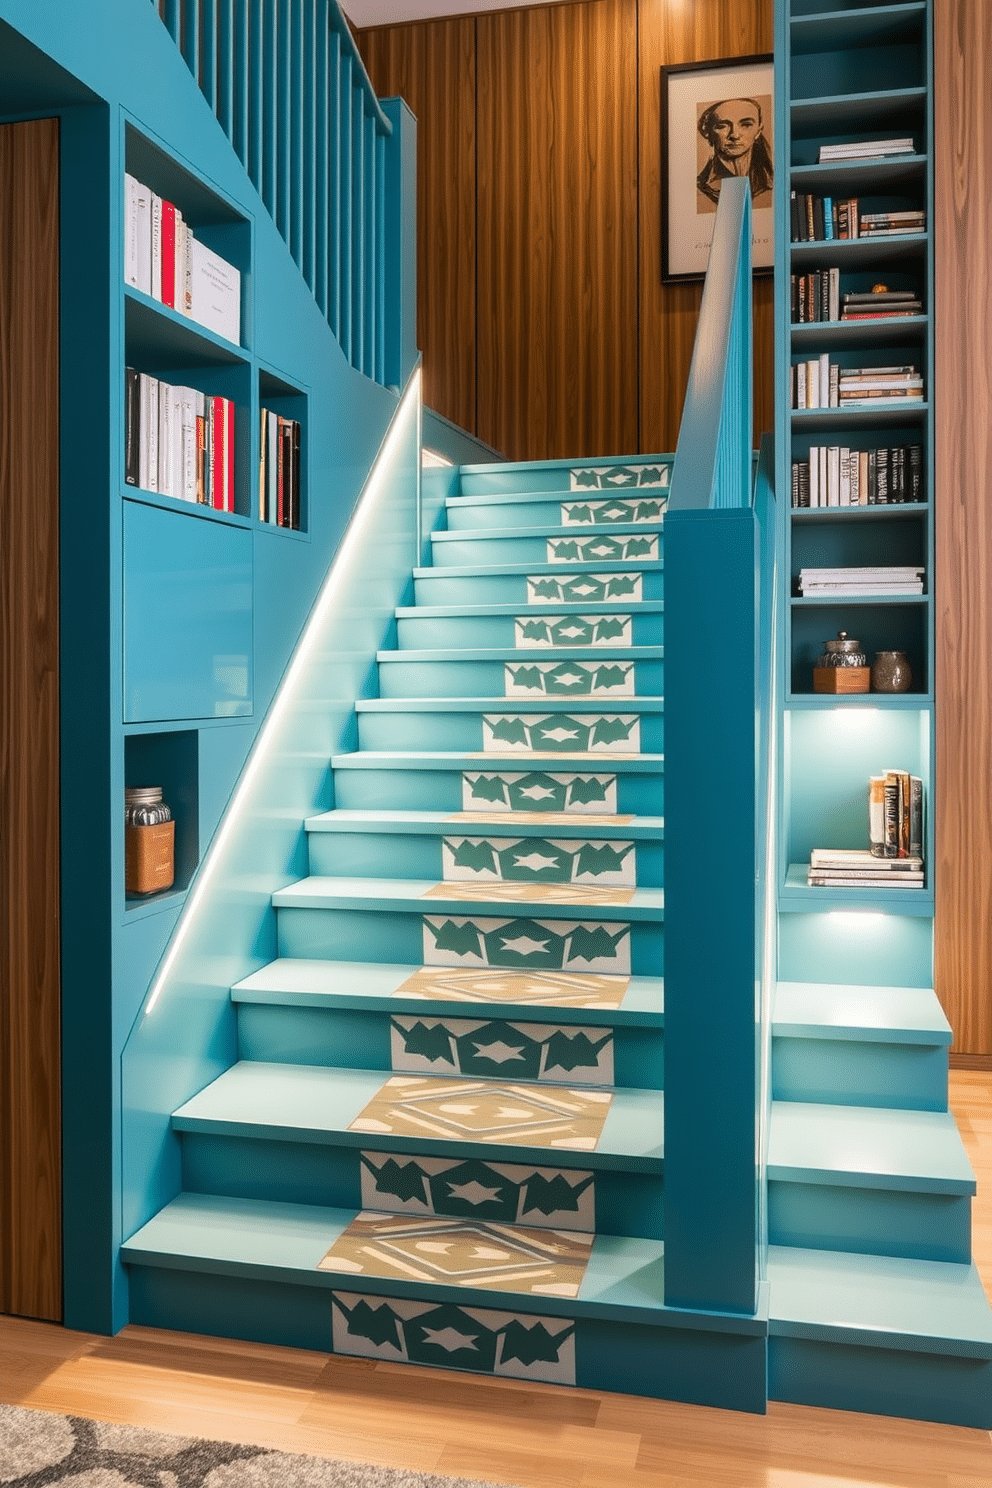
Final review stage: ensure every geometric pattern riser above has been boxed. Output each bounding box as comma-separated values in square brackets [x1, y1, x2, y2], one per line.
[423, 914, 631, 974]
[442, 836, 636, 886]
[359, 1150, 597, 1230]
[331, 1291, 577, 1385]
[526, 573, 644, 605]
[389, 1013, 614, 1084]
[569, 464, 669, 493]
[560, 497, 666, 527]
[462, 771, 618, 814]
[547, 534, 659, 564]
[504, 660, 636, 698]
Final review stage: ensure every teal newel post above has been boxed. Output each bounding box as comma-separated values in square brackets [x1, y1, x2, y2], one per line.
[663, 505, 760, 1314]
[381, 96, 417, 391]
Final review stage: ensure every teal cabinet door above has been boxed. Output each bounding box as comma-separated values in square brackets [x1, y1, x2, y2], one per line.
[124, 501, 253, 721]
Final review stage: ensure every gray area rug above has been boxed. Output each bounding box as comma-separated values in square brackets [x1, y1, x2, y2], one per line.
[0, 1405, 519, 1488]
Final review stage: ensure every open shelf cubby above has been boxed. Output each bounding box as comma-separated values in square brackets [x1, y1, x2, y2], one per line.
[123, 728, 199, 910]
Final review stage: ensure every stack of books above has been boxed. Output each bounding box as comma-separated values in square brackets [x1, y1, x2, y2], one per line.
[817, 138, 916, 162]
[797, 565, 924, 596]
[871, 768, 924, 860]
[125, 368, 235, 510]
[124, 173, 241, 345]
[838, 364, 924, 404]
[807, 849, 923, 888]
[791, 443, 923, 508]
[857, 209, 926, 238]
[258, 409, 302, 529]
[840, 288, 922, 319]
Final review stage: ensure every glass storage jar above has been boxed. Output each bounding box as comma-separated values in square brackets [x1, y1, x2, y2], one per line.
[125, 786, 175, 895]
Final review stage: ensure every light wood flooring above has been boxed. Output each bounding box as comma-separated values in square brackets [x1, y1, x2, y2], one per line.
[3, 1072, 991, 1487]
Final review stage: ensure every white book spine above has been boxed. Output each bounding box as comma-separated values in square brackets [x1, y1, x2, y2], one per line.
[150, 192, 163, 302]
[827, 445, 840, 507]
[839, 447, 851, 506]
[267, 410, 279, 522]
[809, 445, 819, 508]
[178, 386, 198, 503]
[138, 374, 152, 490]
[146, 378, 159, 492]
[124, 174, 140, 289]
[133, 179, 152, 297]
[158, 378, 174, 497]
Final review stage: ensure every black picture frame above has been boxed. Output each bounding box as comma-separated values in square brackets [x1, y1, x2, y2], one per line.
[661, 53, 775, 283]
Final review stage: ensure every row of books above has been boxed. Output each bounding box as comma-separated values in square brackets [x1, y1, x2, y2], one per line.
[807, 765, 925, 889]
[797, 565, 924, 597]
[258, 410, 302, 530]
[124, 369, 235, 510]
[791, 444, 923, 508]
[791, 274, 922, 324]
[790, 191, 925, 243]
[818, 137, 916, 163]
[124, 174, 241, 345]
[791, 358, 924, 410]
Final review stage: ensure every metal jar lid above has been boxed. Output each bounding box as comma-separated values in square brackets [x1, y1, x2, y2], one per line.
[125, 786, 164, 805]
[818, 630, 867, 667]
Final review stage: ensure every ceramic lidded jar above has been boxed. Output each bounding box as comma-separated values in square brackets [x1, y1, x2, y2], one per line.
[871, 650, 913, 693]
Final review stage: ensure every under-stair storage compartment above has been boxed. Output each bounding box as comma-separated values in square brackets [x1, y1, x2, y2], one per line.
[124, 727, 199, 909]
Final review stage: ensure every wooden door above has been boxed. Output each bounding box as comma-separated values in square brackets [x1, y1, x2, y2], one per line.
[0, 116, 62, 1319]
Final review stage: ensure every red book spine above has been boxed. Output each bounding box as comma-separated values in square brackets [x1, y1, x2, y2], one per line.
[161, 199, 176, 309]
[226, 398, 235, 512]
[211, 396, 225, 509]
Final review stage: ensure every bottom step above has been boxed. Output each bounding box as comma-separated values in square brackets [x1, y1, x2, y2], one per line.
[122, 1192, 765, 1412]
[768, 1244, 992, 1428]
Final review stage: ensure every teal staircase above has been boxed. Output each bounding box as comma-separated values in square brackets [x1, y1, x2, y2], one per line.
[122, 450, 992, 1423]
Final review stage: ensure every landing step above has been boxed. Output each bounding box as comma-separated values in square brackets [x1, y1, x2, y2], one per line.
[304, 809, 664, 839]
[232, 959, 665, 1023]
[769, 1101, 974, 1195]
[169, 1061, 665, 1169]
[773, 982, 951, 1044]
[768, 1245, 992, 1428]
[271, 875, 664, 919]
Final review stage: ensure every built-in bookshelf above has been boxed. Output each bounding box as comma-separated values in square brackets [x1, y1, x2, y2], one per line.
[775, 0, 934, 921]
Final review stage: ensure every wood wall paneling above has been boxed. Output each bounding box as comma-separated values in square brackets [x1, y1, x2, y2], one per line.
[637, 0, 774, 454]
[934, 0, 992, 1054]
[357, 18, 477, 433]
[0, 118, 62, 1320]
[476, 0, 639, 461]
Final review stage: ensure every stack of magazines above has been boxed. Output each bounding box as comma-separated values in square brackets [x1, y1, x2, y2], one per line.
[798, 566, 924, 596]
[818, 138, 916, 162]
[807, 849, 923, 887]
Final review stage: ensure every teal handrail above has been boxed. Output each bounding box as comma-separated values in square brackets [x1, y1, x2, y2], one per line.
[151, 0, 399, 386]
[669, 177, 752, 512]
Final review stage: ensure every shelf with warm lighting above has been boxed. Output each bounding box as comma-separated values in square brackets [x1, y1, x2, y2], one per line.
[781, 863, 933, 915]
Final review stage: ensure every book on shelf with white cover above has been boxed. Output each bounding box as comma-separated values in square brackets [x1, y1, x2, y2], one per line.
[190, 237, 241, 344]
[810, 848, 923, 871]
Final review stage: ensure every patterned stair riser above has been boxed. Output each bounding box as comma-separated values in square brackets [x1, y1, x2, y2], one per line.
[390, 1014, 615, 1084]
[375, 657, 663, 701]
[430, 533, 661, 569]
[306, 833, 662, 888]
[355, 710, 664, 755]
[328, 766, 663, 816]
[411, 569, 665, 607]
[458, 461, 671, 497]
[276, 906, 663, 976]
[444, 494, 667, 532]
[359, 1152, 597, 1230]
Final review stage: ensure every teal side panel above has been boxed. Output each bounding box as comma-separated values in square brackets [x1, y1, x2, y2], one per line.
[123, 503, 253, 722]
[422, 406, 503, 467]
[663, 507, 760, 1315]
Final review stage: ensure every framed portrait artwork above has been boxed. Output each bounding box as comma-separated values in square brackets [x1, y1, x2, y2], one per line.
[661, 54, 774, 282]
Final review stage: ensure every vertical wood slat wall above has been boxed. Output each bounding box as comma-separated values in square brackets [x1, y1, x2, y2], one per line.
[934, 0, 992, 1057]
[358, 0, 773, 461]
[0, 117, 62, 1320]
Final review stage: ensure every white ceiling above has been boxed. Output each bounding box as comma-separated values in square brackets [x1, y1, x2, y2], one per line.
[342, 1, 565, 26]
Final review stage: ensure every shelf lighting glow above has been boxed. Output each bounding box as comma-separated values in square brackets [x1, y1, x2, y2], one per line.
[827, 910, 888, 927]
[142, 371, 421, 1017]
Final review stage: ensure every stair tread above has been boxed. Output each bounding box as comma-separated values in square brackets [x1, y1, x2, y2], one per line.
[355, 696, 664, 712]
[768, 1101, 975, 1194]
[377, 646, 663, 662]
[413, 562, 662, 579]
[123, 1193, 770, 1333]
[232, 958, 665, 1022]
[330, 751, 664, 771]
[773, 981, 951, 1044]
[395, 602, 665, 618]
[432, 523, 663, 542]
[171, 1061, 665, 1168]
[305, 809, 664, 836]
[272, 874, 664, 917]
[444, 486, 670, 509]
[311, 810, 659, 833]
[767, 1245, 992, 1357]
